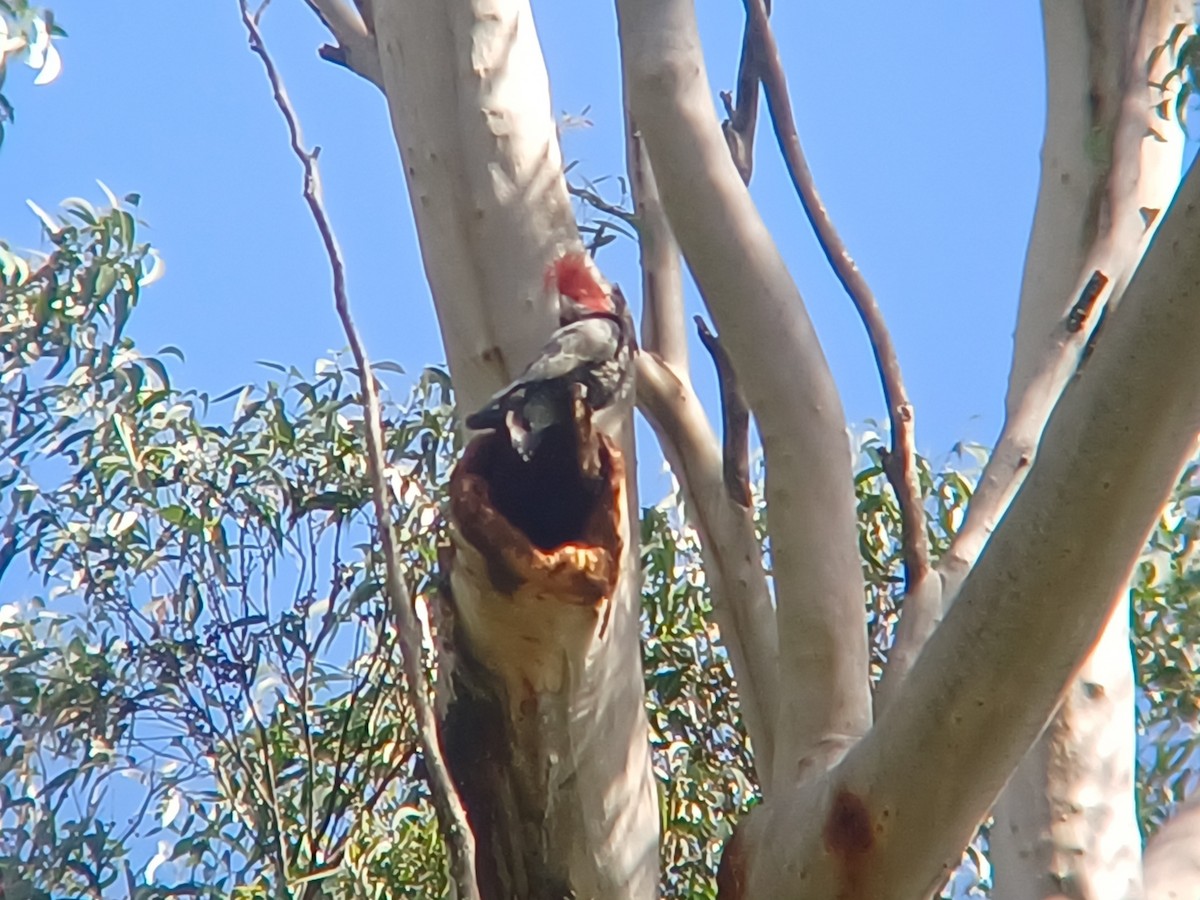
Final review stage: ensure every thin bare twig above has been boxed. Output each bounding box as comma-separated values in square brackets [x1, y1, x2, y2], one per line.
[695, 317, 752, 507]
[721, 0, 771, 183]
[238, 7, 479, 898]
[743, 0, 930, 591]
[567, 182, 638, 225]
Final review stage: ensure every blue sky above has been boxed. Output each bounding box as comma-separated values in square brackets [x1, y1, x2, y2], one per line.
[0, 2, 1046, 484]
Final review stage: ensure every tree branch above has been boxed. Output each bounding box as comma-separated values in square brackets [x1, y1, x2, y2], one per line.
[743, 0, 930, 599]
[371, 4, 659, 892]
[936, 0, 1180, 605]
[301, 0, 383, 88]
[626, 117, 688, 370]
[566, 183, 638, 225]
[1145, 800, 1200, 899]
[735, 155, 1200, 898]
[636, 353, 778, 784]
[720, 0, 770, 184]
[694, 317, 751, 507]
[625, 92, 775, 779]
[987, 6, 1191, 895]
[619, 0, 872, 789]
[237, 7, 479, 897]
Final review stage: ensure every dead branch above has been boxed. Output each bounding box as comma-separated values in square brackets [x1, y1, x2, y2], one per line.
[695, 317, 752, 507]
[302, 0, 383, 88]
[742, 0, 930, 591]
[237, 6, 478, 896]
[721, 0, 771, 183]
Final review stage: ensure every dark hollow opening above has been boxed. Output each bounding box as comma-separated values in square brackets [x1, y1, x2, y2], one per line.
[473, 424, 604, 551]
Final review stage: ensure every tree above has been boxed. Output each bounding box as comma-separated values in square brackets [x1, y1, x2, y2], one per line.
[5, 0, 1200, 898]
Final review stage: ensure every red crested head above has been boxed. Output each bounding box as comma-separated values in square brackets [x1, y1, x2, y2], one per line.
[546, 252, 612, 313]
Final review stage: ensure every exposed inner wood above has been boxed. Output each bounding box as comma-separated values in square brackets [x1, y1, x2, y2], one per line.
[449, 412, 623, 604]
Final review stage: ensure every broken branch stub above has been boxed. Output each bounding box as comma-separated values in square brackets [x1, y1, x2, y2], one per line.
[440, 405, 628, 898]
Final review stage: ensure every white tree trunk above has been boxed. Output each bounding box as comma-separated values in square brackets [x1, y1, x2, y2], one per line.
[991, 4, 1190, 897]
[297, 0, 1200, 894]
[365, 2, 659, 895]
[992, 598, 1141, 900]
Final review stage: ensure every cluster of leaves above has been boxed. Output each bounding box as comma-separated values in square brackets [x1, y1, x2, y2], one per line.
[0, 1, 63, 148]
[640, 504, 756, 899]
[1134, 456, 1200, 836]
[1, 196, 455, 898]
[851, 427, 980, 683]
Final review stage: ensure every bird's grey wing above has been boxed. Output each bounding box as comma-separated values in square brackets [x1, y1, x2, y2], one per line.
[516, 316, 621, 384]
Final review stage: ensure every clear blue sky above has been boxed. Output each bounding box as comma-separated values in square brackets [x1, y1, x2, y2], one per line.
[0, 2, 1046, 481]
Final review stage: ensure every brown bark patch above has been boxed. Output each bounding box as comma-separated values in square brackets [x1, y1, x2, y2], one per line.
[823, 789, 874, 899]
[715, 826, 747, 899]
[450, 423, 624, 605]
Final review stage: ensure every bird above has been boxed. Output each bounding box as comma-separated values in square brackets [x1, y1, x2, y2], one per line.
[465, 252, 635, 460]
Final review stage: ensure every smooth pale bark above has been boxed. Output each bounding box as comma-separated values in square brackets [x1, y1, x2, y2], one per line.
[992, 599, 1140, 900]
[618, 0, 872, 792]
[989, 5, 1190, 897]
[1145, 802, 1200, 899]
[939, 0, 1183, 602]
[626, 122, 688, 372]
[638, 354, 779, 784]
[626, 97, 778, 780]
[365, 3, 659, 895]
[730, 159, 1200, 898]
[373, 1, 576, 411]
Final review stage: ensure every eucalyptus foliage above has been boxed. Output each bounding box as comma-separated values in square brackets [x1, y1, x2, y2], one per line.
[0, 1, 64, 149]
[1, 196, 452, 897]
[2, 196, 1200, 899]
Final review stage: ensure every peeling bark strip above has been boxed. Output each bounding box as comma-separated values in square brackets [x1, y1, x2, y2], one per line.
[442, 411, 628, 900]
[1065, 269, 1109, 332]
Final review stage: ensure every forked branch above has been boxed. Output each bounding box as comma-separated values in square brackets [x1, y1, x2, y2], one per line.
[625, 89, 774, 777]
[742, 0, 930, 596]
[936, 3, 1185, 609]
[238, 6, 478, 896]
[620, 0, 872, 783]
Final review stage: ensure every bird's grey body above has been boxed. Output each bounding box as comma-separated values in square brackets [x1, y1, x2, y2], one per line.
[466, 310, 633, 459]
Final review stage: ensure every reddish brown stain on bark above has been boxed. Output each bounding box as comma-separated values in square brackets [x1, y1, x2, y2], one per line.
[448, 429, 624, 603]
[715, 826, 747, 899]
[823, 789, 874, 899]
